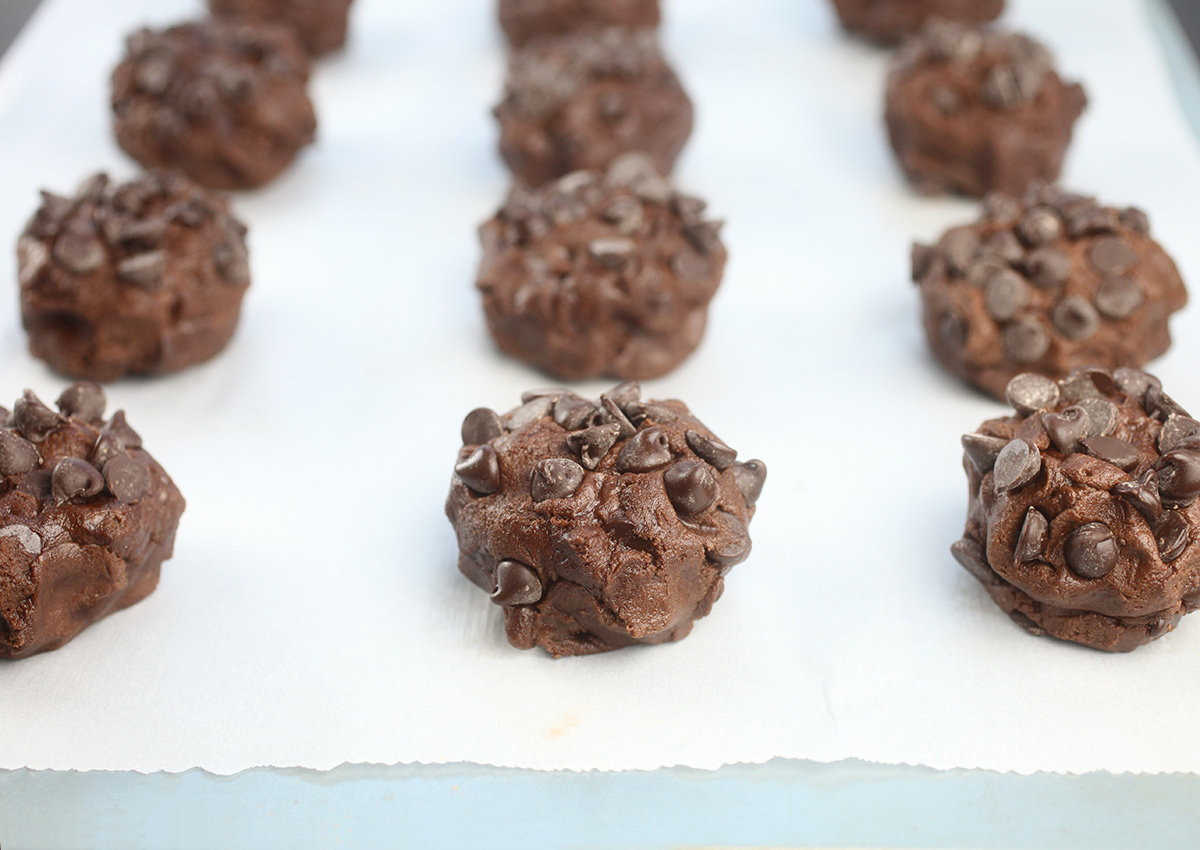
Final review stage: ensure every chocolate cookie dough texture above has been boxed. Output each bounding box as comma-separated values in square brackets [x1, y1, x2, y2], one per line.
[477, 154, 725, 380]
[955, 368, 1200, 652]
[207, 0, 355, 57]
[18, 171, 252, 381]
[0, 383, 185, 659]
[498, 0, 661, 49]
[495, 27, 693, 188]
[830, 0, 1004, 45]
[884, 21, 1085, 197]
[111, 19, 317, 190]
[912, 184, 1186, 400]
[446, 382, 766, 657]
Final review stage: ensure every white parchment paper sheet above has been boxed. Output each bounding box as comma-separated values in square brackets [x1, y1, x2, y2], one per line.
[0, 0, 1199, 775]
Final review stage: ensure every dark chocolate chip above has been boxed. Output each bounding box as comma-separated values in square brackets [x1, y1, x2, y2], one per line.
[1119, 207, 1150, 235]
[105, 410, 142, 449]
[1114, 468, 1163, 523]
[600, 196, 644, 234]
[13, 390, 62, 443]
[663, 461, 717, 516]
[1006, 373, 1060, 416]
[1094, 277, 1143, 320]
[53, 226, 106, 274]
[596, 397, 636, 440]
[116, 250, 166, 289]
[213, 237, 250, 286]
[588, 238, 635, 269]
[1156, 512, 1190, 562]
[983, 270, 1028, 321]
[1144, 385, 1189, 422]
[566, 424, 620, 470]
[461, 407, 504, 446]
[0, 431, 39, 476]
[707, 536, 751, 570]
[521, 387, 569, 404]
[982, 64, 1022, 108]
[1051, 296, 1101, 341]
[552, 396, 596, 431]
[993, 439, 1042, 491]
[730, 459, 767, 507]
[530, 458, 584, 502]
[940, 312, 969, 350]
[1069, 207, 1120, 238]
[1088, 236, 1138, 276]
[1156, 450, 1200, 506]
[490, 560, 542, 606]
[1081, 436, 1140, 472]
[602, 381, 641, 415]
[1024, 246, 1071, 290]
[626, 402, 679, 426]
[455, 445, 501, 495]
[684, 221, 724, 255]
[983, 192, 1022, 223]
[505, 397, 553, 430]
[685, 430, 737, 470]
[1002, 318, 1050, 362]
[1064, 522, 1119, 579]
[951, 537, 998, 585]
[1077, 397, 1118, 438]
[74, 173, 109, 202]
[1014, 507, 1049, 565]
[113, 218, 168, 248]
[942, 230, 980, 276]
[1043, 406, 1090, 454]
[51, 457, 104, 504]
[616, 428, 673, 473]
[1016, 207, 1062, 246]
[981, 231, 1025, 265]
[1114, 367, 1159, 401]
[90, 432, 127, 470]
[103, 454, 150, 503]
[911, 242, 935, 281]
[1061, 366, 1116, 400]
[1160, 415, 1200, 455]
[134, 52, 173, 94]
[962, 433, 1009, 473]
[56, 382, 106, 422]
[967, 256, 1008, 288]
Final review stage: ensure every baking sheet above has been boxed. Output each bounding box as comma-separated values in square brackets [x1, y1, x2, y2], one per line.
[1, 0, 1200, 776]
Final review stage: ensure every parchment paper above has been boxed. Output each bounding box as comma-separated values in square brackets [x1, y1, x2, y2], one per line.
[1, 0, 1199, 775]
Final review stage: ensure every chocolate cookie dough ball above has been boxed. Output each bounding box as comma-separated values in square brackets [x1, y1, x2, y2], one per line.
[207, 0, 355, 57]
[955, 368, 1200, 651]
[111, 19, 317, 190]
[495, 27, 693, 188]
[0, 383, 185, 658]
[477, 155, 725, 380]
[446, 382, 766, 656]
[830, 0, 1004, 45]
[912, 184, 1187, 399]
[18, 171, 252, 381]
[498, 0, 661, 50]
[885, 21, 1085, 197]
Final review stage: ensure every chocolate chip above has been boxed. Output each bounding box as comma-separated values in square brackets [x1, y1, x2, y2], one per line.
[1081, 436, 1139, 472]
[588, 238, 635, 269]
[929, 84, 962, 114]
[566, 424, 620, 470]
[531, 458, 585, 502]
[1002, 318, 1050, 362]
[951, 536, 998, 585]
[981, 231, 1025, 265]
[603, 381, 641, 415]
[455, 445, 501, 495]
[13, 390, 62, 443]
[505, 397, 553, 430]
[1024, 246, 1071, 290]
[911, 243, 936, 282]
[1051, 296, 1101, 340]
[596, 397, 636, 440]
[113, 217, 168, 248]
[942, 230, 980, 276]
[708, 535, 750, 570]
[90, 432, 126, 470]
[1061, 366, 1116, 400]
[17, 235, 49, 286]
[961, 433, 1009, 473]
[74, 172, 109, 202]
[684, 221, 723, 255]
[984, 270, 1029, 321]
[552, 396, 596, 431]
[967, 256, 1008, 288]
[1006, 373, 1060, 416]
[626, 402, 679, 426]
[1014, 507, 1049, 565]
[1160, 415, 1200, 454]
[940, 312, 969, 350]
[490, 560, 542, 606]
[102, 454, 150, 503]
[1069, 206, 1121, 238]
[1088, 236, 1138, 276]
[993, 439, 1042, 491]
[51, 457, 104, 504]
[56, 382, 106, 422]
[213, 237, 250, 286]
[521, 387, 569, 404]
[616, 427, 673, 473]
[1114, 367, 1160, 401]
[1094, 277, 1142, 320]
[982, 64, 1021, 108]
[0, 431, 39, 476]
[1077, 397, 1118, 438]
[983, 192, 1022, 223]
[672, 194, 708, 224]
[1043, 406, 1091, 454]
[1017, 208, 1062, 246]
[600, 196, 644, 234]
[116, 250, 166, 290]
[461, 407, 504, 446]
[1156, 512, 1190, 562]
[663, 461, 718, 516]
[1156, 450, 1200, 507]
[1119, 207, 1150, 235]
[730, 459, 766, 507]
[685, 430, 737, 470]
[105, 410, 142, 449]
[1143, 385, 1189, 422]
[134, 51, 174, 94]
[53, 226, 106, 274]
[1114, 468, 1163, 523]
[1064, 522, 1119, 579]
